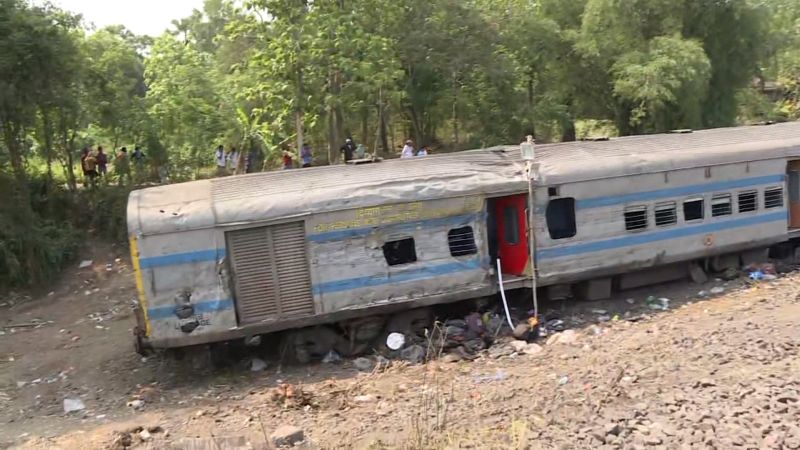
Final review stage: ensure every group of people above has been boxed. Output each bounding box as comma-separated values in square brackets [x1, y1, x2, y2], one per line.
[212, 135, 430, 177]
[80, 145, 145, 186]
[215, 145, 269, 175]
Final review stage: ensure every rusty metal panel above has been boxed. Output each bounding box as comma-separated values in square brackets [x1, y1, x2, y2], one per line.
[227, 222, 314, 325]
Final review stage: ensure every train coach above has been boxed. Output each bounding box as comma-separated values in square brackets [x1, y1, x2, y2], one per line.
[127, 121, 800, 353]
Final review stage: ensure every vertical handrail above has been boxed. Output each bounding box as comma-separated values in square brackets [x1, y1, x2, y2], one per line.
[496, 258, 515, 329]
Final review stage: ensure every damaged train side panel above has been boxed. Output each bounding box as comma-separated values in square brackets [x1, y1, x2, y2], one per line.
[131, 194, 494, 348]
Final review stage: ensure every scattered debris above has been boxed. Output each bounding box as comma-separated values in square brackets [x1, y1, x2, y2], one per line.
[78, 260, 93, 269]
[352, 357, 374, 372]
[399, 344, 426, 364]
[321, 350, 341, 364]
[646, 296, 670, 310]
[270, 383, 315, 409]
[546, 329, 580, 346]
[386, 332, 406, 350]
[474, 370, 508, 384]
[353, 394, 375, 403]
[710, 286, 725, 295]
[63, 397, 86, 413]
[625, 298, 636, 305]
[126, 399, 145, 410]
[557, 376, 569, 386]
[250, 357, 268, 372]
[270, 425, 305, 448]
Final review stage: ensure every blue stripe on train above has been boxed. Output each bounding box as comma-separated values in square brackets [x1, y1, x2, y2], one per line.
[307, 212, 482, 243]
[537, 210, 788, 260]
[147, 298, 234, 320]
[312, 257, 483, 295]
[139, 248, 225, 269]
[575, 174, 784, 210]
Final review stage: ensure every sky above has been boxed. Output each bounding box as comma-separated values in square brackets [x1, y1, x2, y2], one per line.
[48, 0, 206, 36]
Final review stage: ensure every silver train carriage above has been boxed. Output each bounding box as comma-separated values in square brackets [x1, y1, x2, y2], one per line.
[127, 121, 800, 351]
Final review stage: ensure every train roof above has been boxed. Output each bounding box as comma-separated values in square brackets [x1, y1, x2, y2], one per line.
[129, 121, 800, 236]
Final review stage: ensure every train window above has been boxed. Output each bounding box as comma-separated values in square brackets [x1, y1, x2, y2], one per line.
[624, 206, 648, 231]
[503, 206, 520, 245]
[448, 226, 478, 257]
[654, 202, 677, 227]
[711, 194, 732, 217]
[683, 197, 704, 221]
[546, 198, 577, 239]
[738, 190, 757, 213]
[382, 238, 417, 266]
[765, 187, 784, 209]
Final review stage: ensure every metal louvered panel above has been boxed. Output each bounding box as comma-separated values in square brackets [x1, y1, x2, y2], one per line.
[226, 221, 314, 325]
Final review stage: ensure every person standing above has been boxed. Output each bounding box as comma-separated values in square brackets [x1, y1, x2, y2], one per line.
[84, 148, 99, 186]
[246, 147, 264, 173]
[300, 142, 313, 168]
[114, 147, 131, 185]
[282, 149, 294, 169]
[215, 145, 227, 176]
[401, 139, 415, 159]
[340, 137, 356, 163]
[227, 147, 240, 174]
[80, 147, 90, 183]
[131, 145, 145, 182]
[96, 146, 108, 178]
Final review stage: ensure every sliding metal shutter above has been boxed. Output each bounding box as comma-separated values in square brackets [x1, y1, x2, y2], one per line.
[226, 221, 315, 325]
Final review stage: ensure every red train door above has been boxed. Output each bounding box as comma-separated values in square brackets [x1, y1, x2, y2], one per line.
[494, 194, 529, 276]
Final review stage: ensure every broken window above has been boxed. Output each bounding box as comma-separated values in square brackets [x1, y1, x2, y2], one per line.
[624, 206, 648, 231]
[448, 226, 478, 257]
[711, 194, 732, 217]
[546, 197, 577, 239]
[765, 187, 784, 209]
[654, 202, 677, 227]
[738, 190, 757, 213]
[382, 238, 417, 266]
[683, 197, 704, 221]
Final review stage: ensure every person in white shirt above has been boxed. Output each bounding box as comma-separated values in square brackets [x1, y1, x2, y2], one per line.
[227, 147, 240, 174]
[401, 139, 415, 158]
[417, 145, 428, 156]
[215, 145, 227, 176]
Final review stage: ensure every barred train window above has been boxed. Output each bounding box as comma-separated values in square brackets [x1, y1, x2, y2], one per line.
[383, 238, 417, 266]
[624, 206, 648, 231]
[711, 194, 732, 217]
[683, 197, 704, 221]
[765, 187, 784, 209]
[654, 202, 677, 227]
[447, 226, 478, 257]
[738, 190, 757, 213]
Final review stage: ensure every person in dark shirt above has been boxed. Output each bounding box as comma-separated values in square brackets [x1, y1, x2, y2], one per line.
[340, 137, 356, 163]
[96, 146, 108, 177]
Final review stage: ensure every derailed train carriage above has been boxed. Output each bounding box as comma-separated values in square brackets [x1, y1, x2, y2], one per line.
[128, 122, 800, 354]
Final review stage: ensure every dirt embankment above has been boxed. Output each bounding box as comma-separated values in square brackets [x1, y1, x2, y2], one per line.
[2, 247, 800, 449]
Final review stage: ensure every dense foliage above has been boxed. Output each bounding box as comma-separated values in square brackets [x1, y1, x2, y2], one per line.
[1, 0, 800, 288]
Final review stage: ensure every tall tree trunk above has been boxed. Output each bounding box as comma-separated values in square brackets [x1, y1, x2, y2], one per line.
[361, 107, 368, 148]
[378, 88, 389, 157]
[42, 111, 54, 189]
[452, 71, 459, 146]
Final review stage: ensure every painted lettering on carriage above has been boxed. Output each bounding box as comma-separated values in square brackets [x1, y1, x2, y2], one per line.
[312, 197, 483, 234]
